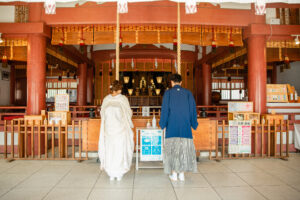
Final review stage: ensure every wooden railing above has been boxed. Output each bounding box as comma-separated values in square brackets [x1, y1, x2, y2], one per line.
[196, 105, 228, 121]
[267, 106, 300, 130]
[0, 119, 87, 160]
[210, 120, 290, 160]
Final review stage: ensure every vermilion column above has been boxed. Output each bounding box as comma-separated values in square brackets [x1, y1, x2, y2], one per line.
[27, 34, 46, 115]
[202, 63, 212, 106]
[247, 35, 267, 114]
[87, 67, 94, 105]
[77, 63, 87, 106]
[10, 65, 15, 105]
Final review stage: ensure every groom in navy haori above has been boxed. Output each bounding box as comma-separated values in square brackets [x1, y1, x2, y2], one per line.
[159, 73, 198, 181]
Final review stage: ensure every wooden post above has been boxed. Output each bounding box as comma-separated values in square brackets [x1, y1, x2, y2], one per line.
[222, 120, 225, 159]
[11, 120, 14, 158]
[286, 120, 289, 157]
[261, 120, 264, 157]
[177, 1, 181, 74]
[31, 122, 34, 158]
[79, 120, 82, 160]
[65, 124, 68, 158]
[267, 120, 271, 157]
[254, 120, 257, 157]
[280, 120, 283, 157]
[58, 121, 61, 158]
[38, 120, 41, 158]
[45, 120, 48, 159]
[24, 120, 27, 158]
[17, 119, 22, 158]
[4, 120, 7, 158]
[116, 8, 120, 80]
[72, 121, 75, 159]
[51, 123, 54, 159]
[274, 120, 277, 157]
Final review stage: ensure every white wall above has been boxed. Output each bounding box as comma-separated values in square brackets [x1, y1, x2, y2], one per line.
[0, 64, 11, 105]
[277, 61, 300, 93]
[0, 6, 15, 22]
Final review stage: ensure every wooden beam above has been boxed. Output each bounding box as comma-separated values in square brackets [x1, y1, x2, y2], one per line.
[0, 23, 51, 38]
[244, 24, 300, 39]
[42, 1, 261, 26]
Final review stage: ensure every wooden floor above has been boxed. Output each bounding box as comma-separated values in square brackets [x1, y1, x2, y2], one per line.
[0, 154, 300, 200]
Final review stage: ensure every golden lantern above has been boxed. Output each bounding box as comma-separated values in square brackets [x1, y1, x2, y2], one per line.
[124, 76, 130, 84]
[156, 76, 162, 84]
[128, 89, 133, 96]
[155, 89, 161, 96]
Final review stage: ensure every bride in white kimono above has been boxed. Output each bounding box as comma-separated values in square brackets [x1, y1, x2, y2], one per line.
[98, 81, 134, 181]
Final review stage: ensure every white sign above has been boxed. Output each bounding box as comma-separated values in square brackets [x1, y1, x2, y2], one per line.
[142, 106, 150, 117]
[228, 102, 253, 112]
[140, 129, 163, 161]
[228, 120, 251, 154]
[55, 94, 69, 111]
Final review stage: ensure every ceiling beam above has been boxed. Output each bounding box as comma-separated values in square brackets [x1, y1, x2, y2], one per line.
[42, 1, 262, 26]
[0, 23, 51, 38]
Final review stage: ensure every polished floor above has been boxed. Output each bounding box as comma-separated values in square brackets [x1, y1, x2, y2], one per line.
[0, 154, 300, 200]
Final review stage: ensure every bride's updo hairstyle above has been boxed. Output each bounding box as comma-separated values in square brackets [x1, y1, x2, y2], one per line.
[110, 80, 123, 93]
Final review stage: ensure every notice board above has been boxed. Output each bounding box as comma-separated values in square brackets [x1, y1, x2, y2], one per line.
[228, 120, 251, 154]
[140, 129, 163, 161]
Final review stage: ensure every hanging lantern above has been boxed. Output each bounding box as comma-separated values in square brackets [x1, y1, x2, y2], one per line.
[119, 35, 123, 50]
[229, 28, 234, 48]
[284, 55, 289, 64]
[155, 58, 158, 69]
[131, 58, 134, 69]
[79, 39, 85, 46]
[58, 39, 64, 47]
[187, 68, 190, 76]
[2, 55, 7, 63]
[111, 59, 115, 69]
[173, 34, 177, 51]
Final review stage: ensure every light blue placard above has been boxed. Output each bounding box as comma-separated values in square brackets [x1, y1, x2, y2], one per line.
[140, 129, 163, 161]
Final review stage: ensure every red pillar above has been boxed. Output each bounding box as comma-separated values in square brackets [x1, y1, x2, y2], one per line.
[27, 34, 46, 115]
[28, 3, 43, 22]
[247, 35, 267, 114]
[77, 63, 87, 106]
[87, 67, 94, 105]
[202, 63, 212, 106]
[10, 65, 15, 105]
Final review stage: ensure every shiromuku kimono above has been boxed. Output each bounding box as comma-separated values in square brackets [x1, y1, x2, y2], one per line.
[98, 94, 134, 178]
[159, 85, 198, 174]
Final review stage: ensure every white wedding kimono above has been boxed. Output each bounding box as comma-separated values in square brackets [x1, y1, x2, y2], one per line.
[98, 94, 134, 178]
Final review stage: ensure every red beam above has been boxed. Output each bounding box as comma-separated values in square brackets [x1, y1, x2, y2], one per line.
[92, 49, 196, 62]
[0, 23, 51, 38]
[42, 1, 260, 26]
[266, 3, 300, 8]
[244, 24, 300, 39]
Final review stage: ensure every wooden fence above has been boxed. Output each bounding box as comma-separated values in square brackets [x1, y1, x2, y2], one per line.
[208, 120, 290, 160]
[0, 119, 87, 161]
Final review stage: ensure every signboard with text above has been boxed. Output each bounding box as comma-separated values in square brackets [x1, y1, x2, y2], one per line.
[55, 94, 69, 111]
[228, 120, 251, 154]
[140, 129, 163, 161]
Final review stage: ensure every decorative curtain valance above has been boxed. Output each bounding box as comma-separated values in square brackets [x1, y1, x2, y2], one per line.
[51, 25, 243, 46]
[267, 40, 300, 48]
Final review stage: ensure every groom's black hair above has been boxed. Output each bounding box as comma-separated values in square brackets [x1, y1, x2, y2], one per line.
[170, 73, 182, 83]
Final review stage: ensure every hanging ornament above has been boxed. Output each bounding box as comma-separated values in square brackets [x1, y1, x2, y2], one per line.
[255, 0, 266, 15]
[212, 27, 217, 53]
[117, 0, 128, 14]
[112, 59, 115, 69]
[44, 0, 56, 15]
[185, 0, 197, 14]
[119, 34, 123, 50]
[131, 58, 134, 69]
[284, 55, 289, 64]
[187, 68, 190, 76]
[59, 27, 65, 47]
[173, 33, 177, 51]
[155, 58, 158, 69]
[174, 60, 178, 72]
[229, 28, 235, 53]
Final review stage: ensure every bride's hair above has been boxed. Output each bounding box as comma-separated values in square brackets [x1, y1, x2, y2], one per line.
[111, 80, 123, 92]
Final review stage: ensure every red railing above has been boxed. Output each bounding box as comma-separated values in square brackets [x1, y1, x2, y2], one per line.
[0, 106, 27, 125]
[196, 105, 228, 121]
